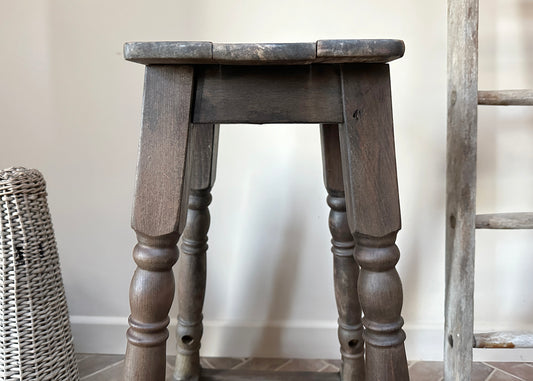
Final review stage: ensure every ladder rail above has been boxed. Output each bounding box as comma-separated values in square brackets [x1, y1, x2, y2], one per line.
[445, 0, 479, 379]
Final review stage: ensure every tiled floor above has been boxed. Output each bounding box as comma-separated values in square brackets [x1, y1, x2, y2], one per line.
[76, 354, 533, 381]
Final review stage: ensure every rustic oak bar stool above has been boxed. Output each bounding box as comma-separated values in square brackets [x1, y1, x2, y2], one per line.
[123, 40, 409, 381]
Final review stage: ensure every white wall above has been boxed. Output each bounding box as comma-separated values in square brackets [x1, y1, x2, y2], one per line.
[0, 0, 532, 361]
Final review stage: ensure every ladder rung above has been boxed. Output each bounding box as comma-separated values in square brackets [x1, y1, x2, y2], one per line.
[474, 331, 533, 348]
[478, 90, 533, 105]
[475, 212, 533, 229]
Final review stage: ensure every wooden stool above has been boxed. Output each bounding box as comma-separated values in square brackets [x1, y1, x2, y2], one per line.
[122, 40, 409, 381]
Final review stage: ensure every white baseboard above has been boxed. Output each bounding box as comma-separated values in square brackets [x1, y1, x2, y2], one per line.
[70, 316, 533, 362]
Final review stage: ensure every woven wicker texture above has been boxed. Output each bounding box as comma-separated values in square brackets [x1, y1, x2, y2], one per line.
[0, 167, 78, 380]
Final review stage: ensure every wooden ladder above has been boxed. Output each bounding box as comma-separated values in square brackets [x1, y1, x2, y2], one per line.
[445, 0, 533, 380]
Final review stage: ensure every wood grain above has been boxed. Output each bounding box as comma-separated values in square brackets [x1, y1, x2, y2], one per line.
[355, 236, 408, 381]
[475, 212, 533, 229]
[123, 44, 409, 380]
[478, 89, 533, 105]
[317, 39, 404, 63]
[175, 124, 219, 381]
[193, 65, 343, 124]
[338, 64, 408, 381]
[321, 124, 364, 381]
[124, 40, 406, 65]
[474, 331, 533, 348]
[125, 65, 195, 381]
[445, 0, 478, 379]
[131, 65, 194, 238]
[123, 41, 213, 65]
[320, 124, 345, 197]
[339, 64, 409, 381]
[189, 124, 220, 190]
[212, 43, 316, 65]
[338, 64, 401, 237]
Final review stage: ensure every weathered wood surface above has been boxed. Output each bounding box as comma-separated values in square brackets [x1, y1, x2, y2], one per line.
[338, 64, 400, 237]
[125, 65, 195, 381]
[124, 41, 212, 65]
[124, 40, 405, 65]
[317, 40, 404, 63]
[338, 64, 408, 381]
[199, 369, 340, 381]
[213, 43, 316, 65]
[123, 45, 409, 380]
[475, 212, 533, 229]
[175, 124, 219, 381]
[321, 124, 365, 381]
[478, 89, 533, 105]
[131, 65, 194, 237]
[445, 0, 479, 379]
[474, 331, 533, 348]
[321, 124, 345, 196]
[188, 124, 220, 190]
[193, 65, 343, 124]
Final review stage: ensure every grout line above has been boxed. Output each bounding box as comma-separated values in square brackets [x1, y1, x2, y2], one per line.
[317, 361, 334, 372]
[230, 358, 251, 370]
[482, 363, 525, 381]
[76, 354, 90, 362]
[229, 358, 247, 370]
[202, 358, 215, 369]
[80, 360, 124, 380]
[273, 359, 292, 371]
[485, 369, 496, 381]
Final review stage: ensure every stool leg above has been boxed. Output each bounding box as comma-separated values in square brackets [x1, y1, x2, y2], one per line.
[174, 124, 219, 381]
[338, 64, 409, 381]
[124, 65, 195, 381]
[320, 124, 365, 381]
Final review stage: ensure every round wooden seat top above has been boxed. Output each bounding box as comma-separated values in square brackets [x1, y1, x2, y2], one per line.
[124, 39, 404, 65]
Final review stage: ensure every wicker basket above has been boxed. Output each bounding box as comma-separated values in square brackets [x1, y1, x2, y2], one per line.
[0, 167, 78, 380]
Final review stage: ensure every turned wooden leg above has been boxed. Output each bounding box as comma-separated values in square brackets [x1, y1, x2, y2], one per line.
[320, 124, 365, 381]
[338, 64, 409, 381]
[174, 124, 219, 381]
[124, 65, 195, 381]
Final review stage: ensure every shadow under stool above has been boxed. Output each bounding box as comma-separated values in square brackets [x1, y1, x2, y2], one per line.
[122, 39, 409, 381]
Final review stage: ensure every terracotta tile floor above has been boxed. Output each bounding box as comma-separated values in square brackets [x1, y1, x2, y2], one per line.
[76, 354, 533, 380]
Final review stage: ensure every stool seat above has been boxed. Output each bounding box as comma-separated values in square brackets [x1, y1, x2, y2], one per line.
[123, 39, 405, 65]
